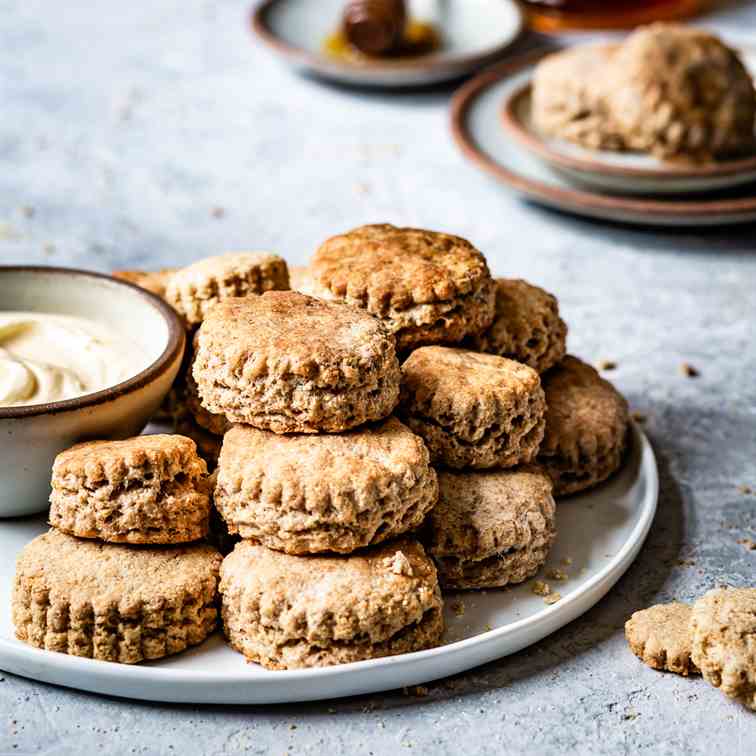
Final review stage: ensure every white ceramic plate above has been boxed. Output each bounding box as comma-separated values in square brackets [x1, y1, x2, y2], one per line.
[451, 51, 756, 226]
[502, 76, 756, 196]
[0, 423, 656, 704]
[251, 0, 524, 88]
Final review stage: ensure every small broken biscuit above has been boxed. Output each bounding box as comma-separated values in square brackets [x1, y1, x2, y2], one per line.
[398, 346, 545, 470]
[691, 587, 756, 709]
[49, 434, 211, 544]
[310, 224, 495, 352]
[165, 252, 290, 325]
[12, 529, 222, 663]
[625, 602, 699, 676]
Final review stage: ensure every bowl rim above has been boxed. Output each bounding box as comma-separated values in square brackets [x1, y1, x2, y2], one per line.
[0, 265, 186, 420]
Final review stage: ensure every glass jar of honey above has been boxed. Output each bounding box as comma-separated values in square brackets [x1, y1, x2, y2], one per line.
[521, 0, 705, 32]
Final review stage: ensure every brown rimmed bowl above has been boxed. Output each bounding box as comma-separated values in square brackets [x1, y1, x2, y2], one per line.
[0, 266, 185, 517]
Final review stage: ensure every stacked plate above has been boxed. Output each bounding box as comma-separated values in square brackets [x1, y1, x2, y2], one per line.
[451, 43, 756, 227]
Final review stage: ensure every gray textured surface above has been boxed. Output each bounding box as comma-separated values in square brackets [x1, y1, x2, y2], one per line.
[2, 1, 756, 753]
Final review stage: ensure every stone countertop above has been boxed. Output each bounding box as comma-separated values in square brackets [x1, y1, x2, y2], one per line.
[1, 1, 756, 753]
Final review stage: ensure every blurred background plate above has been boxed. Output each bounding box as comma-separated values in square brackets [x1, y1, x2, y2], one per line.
[451, 50, 756, 226]
[0, 423, 656, 704]
[252, 0, 524, 88]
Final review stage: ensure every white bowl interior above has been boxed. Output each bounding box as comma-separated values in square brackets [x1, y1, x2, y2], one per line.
[0, 269, 169, 382]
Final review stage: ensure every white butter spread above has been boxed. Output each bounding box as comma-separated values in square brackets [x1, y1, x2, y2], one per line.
[0, 312, 143, 407]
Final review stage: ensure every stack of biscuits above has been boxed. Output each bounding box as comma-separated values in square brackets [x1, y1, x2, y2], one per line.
[12, 224, 631, 670]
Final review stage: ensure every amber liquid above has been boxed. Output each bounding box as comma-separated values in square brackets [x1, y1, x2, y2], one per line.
[521, 0, 704, 31]
[324, 20, 441, 62]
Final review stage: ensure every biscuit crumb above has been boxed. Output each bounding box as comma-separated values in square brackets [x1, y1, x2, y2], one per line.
[386, 551, 414, 577]
[738, 484, 753, 495]
[544, 593, 561, 605]
[596, 360, 617, 371]
[450, 600, 465, 617]
[20, 206, 34, 218]
[532, 580, 551, 596]
[546, 568, 568, 581]
[403, 685, 429, 697]
[561, 557, 573, 566]
[737, 538, 756, 551]
[680, 362, 700, 378]
[211, 206, 225, 218]
[631, 411, 647, 424]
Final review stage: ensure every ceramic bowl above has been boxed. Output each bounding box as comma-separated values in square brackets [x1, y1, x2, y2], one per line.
[0, 267, 185, 517]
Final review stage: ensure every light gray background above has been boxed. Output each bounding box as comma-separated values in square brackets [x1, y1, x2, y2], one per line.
[2, 1, 756, 753]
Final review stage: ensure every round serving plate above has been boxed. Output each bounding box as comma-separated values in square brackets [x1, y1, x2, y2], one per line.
[0, 422, 657, 704]
[251, 0, 524, 88]
[501, 78, 756, 196]
[451, 50, 756, 226]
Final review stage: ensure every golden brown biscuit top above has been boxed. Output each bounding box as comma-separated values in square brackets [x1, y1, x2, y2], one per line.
[311, 224, 492, 312]
[52, 434, 207, 485]
[15, 529, 222, 602]
[196, 291, 397, 379]
[167, 252, 285, 288]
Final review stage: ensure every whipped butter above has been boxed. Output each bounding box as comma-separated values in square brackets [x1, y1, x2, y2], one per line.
[0, 312, 143, 407]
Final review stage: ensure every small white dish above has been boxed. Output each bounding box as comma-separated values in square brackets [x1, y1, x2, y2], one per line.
[501, 81, 756, 196]
[0, 422, 657, 704]
[451, 51, 756, 227]
[0, 267, 185, 517]
[251, 0, 524, 88]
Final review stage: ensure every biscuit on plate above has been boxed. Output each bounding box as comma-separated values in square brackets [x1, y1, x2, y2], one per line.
[538, 356, 629, 496]
[220, 538, 443, 669]
[165, 252, 290, 325]
[470, 278, 567, 374]
[531, 43, 625, 151]
[112, 268, 179, 300]
[625, 602, 699, 676]
[310, 224, 495, 351]
[605, 24, 756, 161]
[691, 587, 756, 709]
[49, 435, 211, 544]
[12, 529, 221, 664]
[398, 346, 545, 470]
[215, 417, 437, 554]
[423, 467, 556, 590]
[193, 291, 401, 433]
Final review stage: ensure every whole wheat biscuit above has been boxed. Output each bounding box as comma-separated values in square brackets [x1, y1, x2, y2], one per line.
[310, 224, 496, 351]
[605, 24, 756, 161]
[112, 268, 179, 300]
[215, 417, 438, 554]
[49, 435, 211, 544]
[538, 356, 629, 496]
[398, 346, 545, 470]
[193, 291, 401, 433]
[183, 333, 231, 436]
[165, 252, 290, 325]
[691, 587, 756, 709]
[220, 538, 443, 669]
[423, 467, 556, 590]
[625, 602, 699, 676]
[12, 529, 221, 664]
[470, 278, 567, 374]
[532, 43, 626, 151]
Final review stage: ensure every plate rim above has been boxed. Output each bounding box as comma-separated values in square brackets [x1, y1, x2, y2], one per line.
[250, 0, 524, 78]
[450, 50, 756, 220]
[0, 423, 658, 703]
[501, 81, 756, 182]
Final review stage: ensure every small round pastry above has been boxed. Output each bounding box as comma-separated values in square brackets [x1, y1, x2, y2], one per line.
[470, 278, 567, 374]
[625, 602, 699, 676]
[538, 356, 629, 497]
[165, 252, 290, 326]
[214, 417, 437, 554]
[310, 224, 496, 352]
[398, 346, 546, 470]
[49, 435, 211, 544]
[193, 291, 401, 433]
[691, 587, 756, 709]
[531, 43, 626, 151]
[423, 467, 556, 590]
[12, 529, 222, 664]
[605, 24, 756, 160]
[112, 268, 179, 300]
[219, 538, 443, 669]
